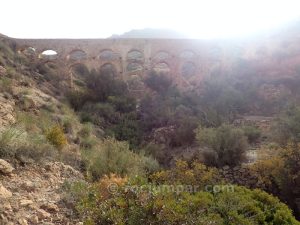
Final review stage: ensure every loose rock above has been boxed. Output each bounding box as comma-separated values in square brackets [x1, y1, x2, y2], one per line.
[0, 159, 14, 175]
[41, 202, 59, 213]
[36, 208, 51, 219]
[0, 183, 12, 198]
[20, 199, 34, 207]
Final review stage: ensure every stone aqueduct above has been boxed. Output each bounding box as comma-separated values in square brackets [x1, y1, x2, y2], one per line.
[14, 38, 244, 89]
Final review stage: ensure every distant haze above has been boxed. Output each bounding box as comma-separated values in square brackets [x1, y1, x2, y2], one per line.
[1, 0, 300, 39]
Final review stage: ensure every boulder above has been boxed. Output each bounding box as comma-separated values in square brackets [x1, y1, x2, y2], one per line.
[0, 183, 12, 198]
[0, 159, 14, 175]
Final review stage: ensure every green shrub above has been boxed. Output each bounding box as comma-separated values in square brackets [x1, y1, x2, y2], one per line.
[0, 126, 57, 161]
[272, 105, 300, 145]
[14, 54, 29, 65]
[40, 103, 57, 113]
[16, 112, 35, 132]
[196, 124, 248, 167]
[242, 125, 261, 143]
[46, 125, 68, 150]
[36, 62, 63, 83]
[151, 160, 221, 187]
[15, 134, 57, 161]
[67, 90, 93, 111]
[111, 112, 141, 149]
[80, 136, 98, 149]
[82, 137, 159, 180]
[86, 68, 128, 102]
[138, 152, 160, 174]
[86, 138, 127, 177]
[169, 116, 199, 147]
[141, 143, 168, 165]
[0, 77, 13, 94]
[16, 110, 54, 133]
[78, 123, 92, 138]
[108, 96, 136, 113]
[19, 95, 35, 111]
[0, 127, 25, 157]
[249, 144, 300, 217]
[0, 40, 15, 59]
[82, 103, 117, 125]
[62, 118, 74, 135]
[73, 179, 300, 225]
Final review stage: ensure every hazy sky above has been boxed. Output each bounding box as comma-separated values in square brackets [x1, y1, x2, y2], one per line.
[1, 0, 300, 39]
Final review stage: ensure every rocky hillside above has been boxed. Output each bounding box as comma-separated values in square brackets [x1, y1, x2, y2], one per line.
[0, 34, 87, 225]
[0, 159, 83, 225]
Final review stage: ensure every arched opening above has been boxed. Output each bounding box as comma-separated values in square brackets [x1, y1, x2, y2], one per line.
[180, 50, 195, 59]
[68, 50, 87, 61]
[100, 63, 117, 77]
[39, 50, 58, 60]
[153, 51, 170, 61]
[127, 50, 144, 62]
[127, 62, 143, 73]
[181, 62, 196, 79]
[99, 50, 120, 61]
[153, 62, 170, 75]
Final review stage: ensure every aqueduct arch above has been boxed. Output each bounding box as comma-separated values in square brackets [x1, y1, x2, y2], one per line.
[67, 49, 87, 61]
[13, 38, 238, 88]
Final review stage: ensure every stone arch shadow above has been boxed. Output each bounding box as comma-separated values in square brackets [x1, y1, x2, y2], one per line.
[99, 62, 122, 77]
[98, 49, 121, 61]
[66, 49, 88, 61]
[127, 49, 145, 63]
[152, 50, 172, 62]
[151, 61, 172, 75]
